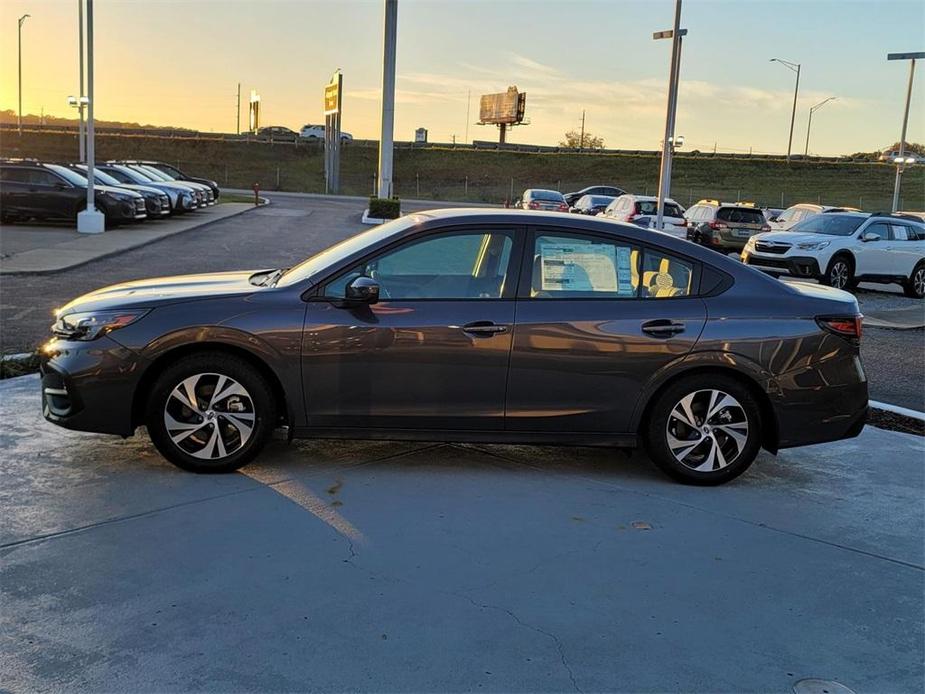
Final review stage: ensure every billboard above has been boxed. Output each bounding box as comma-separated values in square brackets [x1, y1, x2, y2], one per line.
[479, 86, 526, 125]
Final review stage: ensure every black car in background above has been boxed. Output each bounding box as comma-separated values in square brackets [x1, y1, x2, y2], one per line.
[67, 164, 171, 219]
[40, 208, 867, 486]
[564, 185, 626, 207]
[0, 160, 146, 227]
[139, 161, 220, 201]
[570, 194, 616, 215]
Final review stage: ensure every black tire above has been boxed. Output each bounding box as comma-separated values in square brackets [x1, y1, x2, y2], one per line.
[822, 254, 857, 291]
[903, 262, 925, 299]
[145, 352, 276, 473]
[644, 373, 763, 485]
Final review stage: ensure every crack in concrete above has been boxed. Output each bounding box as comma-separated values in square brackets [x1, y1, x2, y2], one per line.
[457, 593, 583, 693]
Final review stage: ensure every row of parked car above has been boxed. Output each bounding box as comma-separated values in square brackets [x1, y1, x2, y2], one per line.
[0, 159, 220, 229]
[514, 185, 925, 298]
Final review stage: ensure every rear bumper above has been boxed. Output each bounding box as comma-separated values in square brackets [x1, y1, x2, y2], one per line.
[742, 252, 821, 278]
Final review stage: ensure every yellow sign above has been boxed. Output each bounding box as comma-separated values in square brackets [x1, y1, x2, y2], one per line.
[324, 81, 339, 115]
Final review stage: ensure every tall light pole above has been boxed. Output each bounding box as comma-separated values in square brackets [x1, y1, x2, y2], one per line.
[377, 0, 398, 199]
[770, 57, 801, 161]
[17, 14, 30, 134]
[804, 96, 836, 156]
[653, 1, 685, 232]
[77, 0, 104, 233]
[77, 0, 85, 160]
[888, 52, 923, 212]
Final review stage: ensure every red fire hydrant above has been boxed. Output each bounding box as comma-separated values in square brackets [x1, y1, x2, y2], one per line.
[253, 182, 260, 206]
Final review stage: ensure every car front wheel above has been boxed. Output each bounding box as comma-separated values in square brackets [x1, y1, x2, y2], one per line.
[903, 262, 925, 299]
[644, 374, 762, 485]
[146, 352, 276, 473]
[822, 255, 856, 291]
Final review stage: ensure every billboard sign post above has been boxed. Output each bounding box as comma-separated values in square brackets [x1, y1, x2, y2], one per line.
[477, 86, 527, 143]
[324, 71, 343, 194]
[248, 90, 261, 134]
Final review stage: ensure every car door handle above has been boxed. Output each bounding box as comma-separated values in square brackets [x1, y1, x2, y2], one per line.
[641, 320, 686, 337]
[462, 321, 508, 336]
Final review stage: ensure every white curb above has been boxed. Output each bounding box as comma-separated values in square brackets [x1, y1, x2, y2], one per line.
[870, 400, 925, 422]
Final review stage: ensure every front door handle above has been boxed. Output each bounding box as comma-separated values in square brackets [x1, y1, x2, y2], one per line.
[462, 321, 508, 337]
[641, 320, 685, 337]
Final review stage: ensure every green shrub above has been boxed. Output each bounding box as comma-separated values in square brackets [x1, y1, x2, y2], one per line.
[368, 196, 401, 219]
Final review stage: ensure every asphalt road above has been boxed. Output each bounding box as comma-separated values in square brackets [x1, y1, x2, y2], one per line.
[1, 374, 922, 693]
[1, 192, 923, 409]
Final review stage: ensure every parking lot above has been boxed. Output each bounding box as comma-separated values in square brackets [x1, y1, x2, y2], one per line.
[1, 370, 923, 692]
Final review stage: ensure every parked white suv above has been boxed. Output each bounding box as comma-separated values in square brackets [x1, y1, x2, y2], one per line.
[768, 203, 859, 231]
[742, 212, 925, 298]
[299, 124, 353, 141]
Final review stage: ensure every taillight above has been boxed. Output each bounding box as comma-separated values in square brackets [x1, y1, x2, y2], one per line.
[817, 315, 863, 340]
[760, 225, 771, 232]
[528, 201, 539, 209]
[558, 203, 568, 212]
[709, 221, 728, 230]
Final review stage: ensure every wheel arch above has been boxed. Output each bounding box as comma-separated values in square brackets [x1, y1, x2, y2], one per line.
[131, 341, 292, 431]
[634, 363, 780, 454]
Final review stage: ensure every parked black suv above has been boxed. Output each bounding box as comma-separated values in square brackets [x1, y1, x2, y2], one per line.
[0, 160, 147, 227]
[141, 161, 220, 201]
[564, 185, 626, 207]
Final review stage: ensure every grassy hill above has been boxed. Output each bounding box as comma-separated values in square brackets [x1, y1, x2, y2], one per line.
[3, 130, 923, 211]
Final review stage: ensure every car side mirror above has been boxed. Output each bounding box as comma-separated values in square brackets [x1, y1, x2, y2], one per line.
[345, 276, 380, 304]
[862, 231, 881, 242]
[769, 216, 779, 223]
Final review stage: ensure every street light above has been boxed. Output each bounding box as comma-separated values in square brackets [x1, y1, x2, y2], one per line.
[17, 13, 30, 134]
[653, 0, 686, 232]
[804, 96, 836, 156]
[887, 51, 924, 212]
[770, 57, 801, 161]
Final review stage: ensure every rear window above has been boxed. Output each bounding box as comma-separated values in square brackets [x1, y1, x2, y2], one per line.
[717, 207, 765, 224]
[531, 190, 565, 202]
[635, 201, 683, 217]
[589, 196, 614, 205]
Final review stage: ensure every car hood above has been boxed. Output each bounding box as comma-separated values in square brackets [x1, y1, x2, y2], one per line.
[754, 231, 838, 244]
[93, 184, 141, 197]
[57, 270, 268, 314]
[119, 184, 166, 196]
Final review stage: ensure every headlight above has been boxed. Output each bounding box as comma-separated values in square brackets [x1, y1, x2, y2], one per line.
[797, 240, 831, 250]
[53, 309, 149, 341]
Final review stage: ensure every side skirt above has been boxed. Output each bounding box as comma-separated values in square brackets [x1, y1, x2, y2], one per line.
[291, 426, 638, 448]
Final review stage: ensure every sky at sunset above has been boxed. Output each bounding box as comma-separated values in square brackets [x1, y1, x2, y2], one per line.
[0, 0, 922, 156]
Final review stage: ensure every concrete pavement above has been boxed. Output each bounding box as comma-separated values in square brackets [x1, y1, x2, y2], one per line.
[1, 373, 923, 692]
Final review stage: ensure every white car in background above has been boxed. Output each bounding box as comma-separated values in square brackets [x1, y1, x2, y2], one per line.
[768, 203, 858, 231]
[299, 124, 353, 141]
[742, 211, 925, 298]
[601, 194, 688, 239]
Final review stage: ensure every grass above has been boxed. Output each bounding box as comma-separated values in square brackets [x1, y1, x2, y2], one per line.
[3, 131, 923, 211]
[0, 352, 40, 379]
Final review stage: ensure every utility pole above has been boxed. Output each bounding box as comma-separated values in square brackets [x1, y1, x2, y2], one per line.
[236, 82, 241, 135]
[770, 57, 801, 161]
[464, 89, 470, 145]
[18, 14, 30, 134]
[77, 0, 104, 233]
[888, 52, 923, 212]
[803, 96, 836, 157]
[78, 0, 86, 160]
[654, 2, 685, 232]
[579, 109, 586, 149]
[377, 0, 398, 199]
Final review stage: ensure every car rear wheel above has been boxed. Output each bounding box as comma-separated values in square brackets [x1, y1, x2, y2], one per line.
[644, 374, 762, 485]
[822, 255, 856, 291]
[146, 352, 276, 473]
[903, 262, 925, 299]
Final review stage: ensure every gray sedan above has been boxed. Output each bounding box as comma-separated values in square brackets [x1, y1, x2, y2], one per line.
[39, 209, 867, 485]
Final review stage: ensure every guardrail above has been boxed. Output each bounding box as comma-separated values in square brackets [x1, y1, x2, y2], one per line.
[0, 123, 879, 163]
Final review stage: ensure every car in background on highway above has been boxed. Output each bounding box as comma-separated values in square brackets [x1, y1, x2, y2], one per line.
[743, 211, 925, 297]
[570, 194, 615, 215]
[68, 164, 171, 219]
[124, 164, 215, 206]
[0, 159, 146, 227]
[685, 200, 770, 253]
[516, 189, 570, 212]
[602, 194, 687, 238]
[299, 124, 354, 141]
[40, 208, 868, 486]
[130, 161, 220, 201]
[767, 203, 859, 231]
[564, 185, 626, 207]
[98, 163, 198, 213]
[257, 126, 299, 140]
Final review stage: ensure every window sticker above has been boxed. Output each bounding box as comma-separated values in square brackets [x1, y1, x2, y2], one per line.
[540, 242, 633, 294]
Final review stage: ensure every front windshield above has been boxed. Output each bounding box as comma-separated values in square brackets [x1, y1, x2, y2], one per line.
[276, 215, 426, 288]
[45, 164, 87, 186]
[791, 214, 867, 236]
[115, 165, 151, 182]
[137, 165, 171, 181]
[76, 166, 121, 187]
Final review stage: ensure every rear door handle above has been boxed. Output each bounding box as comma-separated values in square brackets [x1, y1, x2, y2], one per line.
[462, 321, 508, 336]
[641, 320, 685, 337]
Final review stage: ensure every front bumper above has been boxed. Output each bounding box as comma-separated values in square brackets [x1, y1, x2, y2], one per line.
[40, 336, 144, 437]
[742, 251, 822, 278]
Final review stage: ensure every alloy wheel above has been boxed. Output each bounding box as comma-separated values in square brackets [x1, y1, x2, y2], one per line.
[665, 389, 749, 472]
[829, 261, 849, 289]
[914, 267, 925, 297]
[163, 373, 255, 460]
